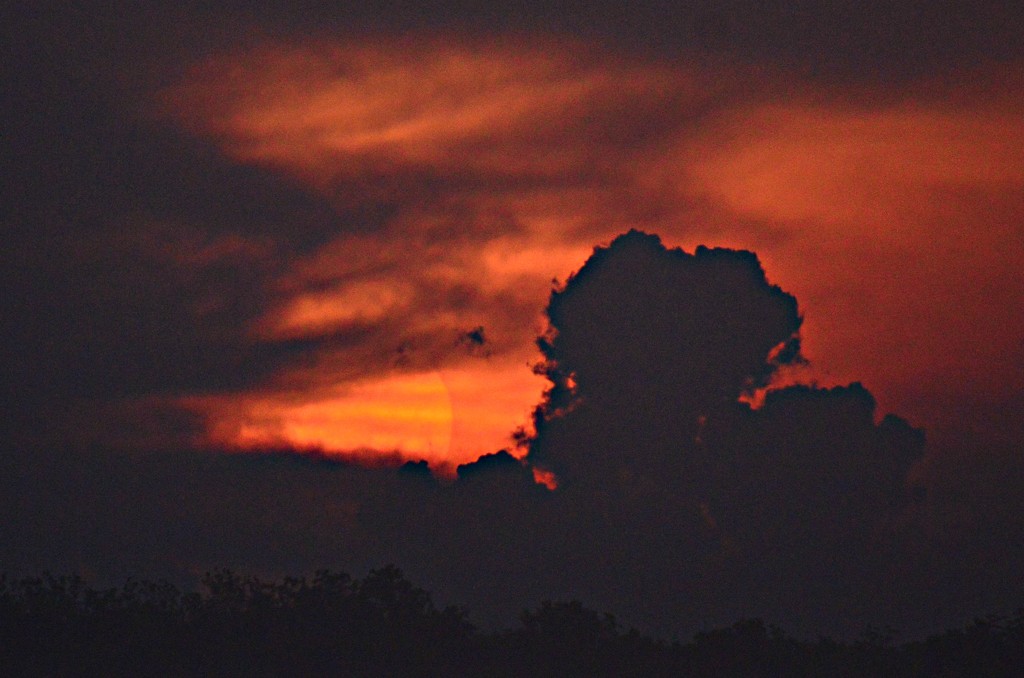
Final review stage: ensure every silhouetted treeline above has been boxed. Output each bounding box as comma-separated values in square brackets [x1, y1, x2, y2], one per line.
[1, 568, 1022, 677]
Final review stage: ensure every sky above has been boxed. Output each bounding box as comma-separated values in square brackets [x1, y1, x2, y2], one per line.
[2, 0, 1024, 639]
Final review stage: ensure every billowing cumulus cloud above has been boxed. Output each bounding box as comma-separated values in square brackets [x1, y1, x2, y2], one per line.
[527, 231, 803, 483]
[511, 235, 929, 636]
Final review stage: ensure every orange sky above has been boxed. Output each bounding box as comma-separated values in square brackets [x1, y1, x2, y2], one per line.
[158, 38, 1024, 468]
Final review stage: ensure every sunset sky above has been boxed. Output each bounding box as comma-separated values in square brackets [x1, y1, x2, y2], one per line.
[3, 1, 1023, 638]
[158, 39, 1024, 468]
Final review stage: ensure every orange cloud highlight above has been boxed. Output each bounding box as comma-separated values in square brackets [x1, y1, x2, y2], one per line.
[267, 280, 414, 338]
[200, 372, 455, 462]
[164, 38, 688, 191]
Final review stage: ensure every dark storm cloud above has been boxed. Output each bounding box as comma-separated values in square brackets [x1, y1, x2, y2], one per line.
[8, 1, 1021, 110]
[2, 31, 354, 246]
[1, 24, 385, 443]
[172, 0, 1024, 80]
[0, 220, 341, 448]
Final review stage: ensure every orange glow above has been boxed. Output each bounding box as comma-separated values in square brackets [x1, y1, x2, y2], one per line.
[532, 467, 559, 490]
[440, 363, 547, 464]
[194, 359, 547, 469]
[265, 280, 414, 338]
[687, 104, 1024, 231]
[159, 39, 1024, 466]
[202, 372, 454, 461]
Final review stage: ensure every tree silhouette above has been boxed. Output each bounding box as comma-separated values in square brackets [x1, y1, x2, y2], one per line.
[2, 569, 1022, 676]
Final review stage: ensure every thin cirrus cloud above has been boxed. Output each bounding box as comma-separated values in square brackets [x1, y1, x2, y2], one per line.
[158, 37, 1024, 467]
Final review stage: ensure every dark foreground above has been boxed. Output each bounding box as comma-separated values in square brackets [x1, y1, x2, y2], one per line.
[2, 568, 1020, 677]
